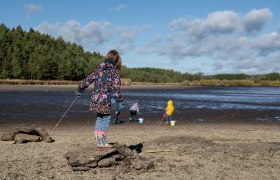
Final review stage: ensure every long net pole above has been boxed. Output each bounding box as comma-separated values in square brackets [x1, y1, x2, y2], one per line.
[52, 96, 78, 132]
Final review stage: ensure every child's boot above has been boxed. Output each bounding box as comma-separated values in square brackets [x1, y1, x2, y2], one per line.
[95, 132, 101, 146]
[97, 133, 113, 148]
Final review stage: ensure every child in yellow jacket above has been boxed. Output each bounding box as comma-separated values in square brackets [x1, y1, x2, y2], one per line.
[165, 100, 174, 125]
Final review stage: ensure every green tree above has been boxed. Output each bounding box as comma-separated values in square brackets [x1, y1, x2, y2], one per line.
[266, 73, 280, 81]
[0, 24, 12, 78]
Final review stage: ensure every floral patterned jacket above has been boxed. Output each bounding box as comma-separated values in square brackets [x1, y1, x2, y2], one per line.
[77, 59, 123, 114]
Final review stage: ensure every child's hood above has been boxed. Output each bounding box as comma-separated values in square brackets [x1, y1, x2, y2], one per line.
[167, 100, 173, 105]
[98, 59, 116, 71]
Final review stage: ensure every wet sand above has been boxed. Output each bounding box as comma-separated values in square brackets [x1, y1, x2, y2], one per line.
[1, 85, 280, 179]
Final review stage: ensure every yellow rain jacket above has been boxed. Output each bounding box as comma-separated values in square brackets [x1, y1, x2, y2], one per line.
[165, 100, 174, 116]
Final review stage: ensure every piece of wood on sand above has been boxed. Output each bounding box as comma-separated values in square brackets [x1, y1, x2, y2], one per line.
[0, 126, 55, 143]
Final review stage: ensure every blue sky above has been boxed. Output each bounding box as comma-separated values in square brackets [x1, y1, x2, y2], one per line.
[1, 1, 280, 75]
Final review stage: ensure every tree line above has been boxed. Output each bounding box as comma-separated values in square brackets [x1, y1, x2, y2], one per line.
[0, 23, 279, 83]
[0, 24, 104, 80]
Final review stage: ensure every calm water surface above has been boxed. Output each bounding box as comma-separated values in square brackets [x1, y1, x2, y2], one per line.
[123, 87, 280, 111]
[1, 87, 279, 121]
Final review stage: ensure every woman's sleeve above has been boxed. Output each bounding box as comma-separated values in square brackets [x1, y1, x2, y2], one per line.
[77, 71, 96, 93]
[112, 71, 123, 103]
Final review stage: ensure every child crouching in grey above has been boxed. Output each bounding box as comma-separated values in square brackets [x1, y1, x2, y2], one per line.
[129, 102, 139, 122]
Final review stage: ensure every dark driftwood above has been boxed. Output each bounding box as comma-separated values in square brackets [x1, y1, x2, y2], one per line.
[1, 126, 55, 143]
[14, 134, 41, 144]
[0, 133, 15, 141]
[65, 143, 154, 172]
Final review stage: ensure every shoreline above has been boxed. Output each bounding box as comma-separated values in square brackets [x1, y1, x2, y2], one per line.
[1, 83, 279, 92]
[0, 83, 189, 92]
[1, 78, 279, 88]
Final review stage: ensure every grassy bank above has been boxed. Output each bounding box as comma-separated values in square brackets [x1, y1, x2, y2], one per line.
[182, 79, 280, 87]
[0, 79, 132, 86]
[0, 79, 79, 85]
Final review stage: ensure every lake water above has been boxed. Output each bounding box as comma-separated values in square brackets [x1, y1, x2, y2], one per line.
[1, 86, 279, 121]
[122, 87, 280, 111]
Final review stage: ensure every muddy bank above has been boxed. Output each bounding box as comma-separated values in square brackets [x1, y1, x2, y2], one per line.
[1, 122, 280, 179]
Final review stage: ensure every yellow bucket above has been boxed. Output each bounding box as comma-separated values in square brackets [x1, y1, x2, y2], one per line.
[170, 121, 176, 126]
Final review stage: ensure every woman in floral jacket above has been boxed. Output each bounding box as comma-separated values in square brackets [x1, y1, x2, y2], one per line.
[76, 50, 123, 148]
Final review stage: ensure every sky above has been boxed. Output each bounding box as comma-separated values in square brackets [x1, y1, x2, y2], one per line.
[1, 0, 280, 75]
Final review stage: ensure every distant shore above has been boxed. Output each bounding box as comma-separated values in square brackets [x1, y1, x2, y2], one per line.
[0, 83, 189, 92]
[1, 79, 279, 87]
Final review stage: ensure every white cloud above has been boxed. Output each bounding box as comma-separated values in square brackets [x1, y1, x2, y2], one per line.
[24, 3, 42, 17]
[116, 4, 125, 11]
[35, 20, 112, 49]
[251, 32, 280, 55]
[136, 35, 164, 55]
[33, 8, 279, 74]
[118, 27, 138, 44]
[169, 11, 240, 40]
[148, 8, 279, 74]
[108, 25, 152, 54]
[35, 20, 150, 56]
[242, 8, 272, 35]
[203, 11, 240, 34]
[109, 4, 125, 12]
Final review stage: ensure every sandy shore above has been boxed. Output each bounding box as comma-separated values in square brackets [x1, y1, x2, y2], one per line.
[1, 85, 280, 179]
[1, 122, 280, 179]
